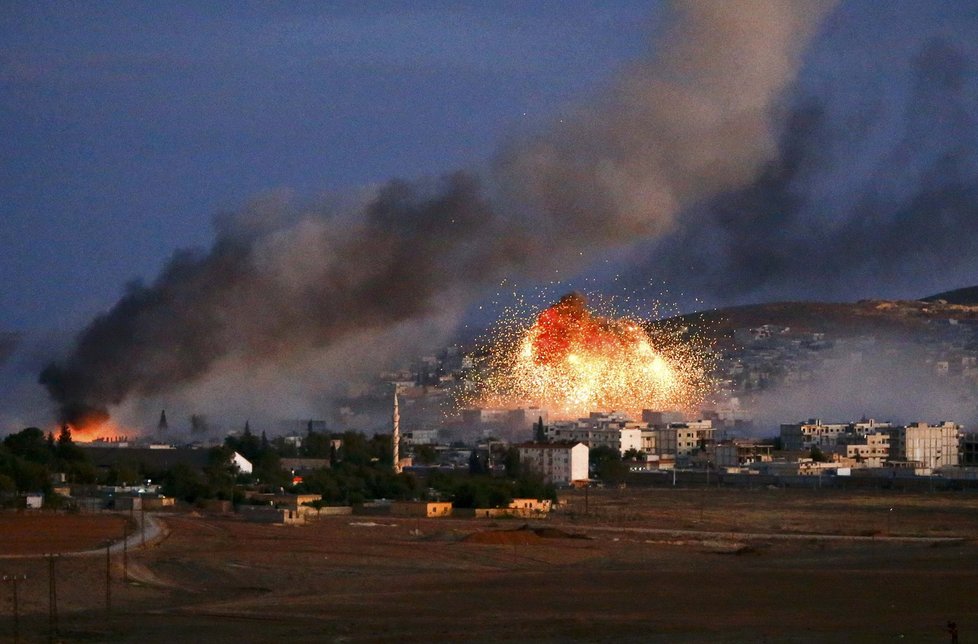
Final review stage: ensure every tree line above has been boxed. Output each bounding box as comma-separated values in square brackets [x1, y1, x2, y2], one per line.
[1, 423, 557, 509]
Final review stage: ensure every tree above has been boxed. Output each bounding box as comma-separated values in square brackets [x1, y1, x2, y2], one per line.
[55, 425, 85, 463]
[534, 416, 547, 442]
[810, 445, 828, 463]
[414, 444, 438, 465]
[503, 446, 521, 478]
[468, 449, 486, 475]
[106, 461, 141, 487]
[4, 427, 53, 464]
[303, 430, 334, 459]
[190, 414, 210, 435]
[162, 463, 208, 503]
[590, 446, 627, 484]
[227, 422, 262, 462]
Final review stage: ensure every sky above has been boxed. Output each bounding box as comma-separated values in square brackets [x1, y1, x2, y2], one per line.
[0, 1, 656, 333]
[2, 1, 978, 430]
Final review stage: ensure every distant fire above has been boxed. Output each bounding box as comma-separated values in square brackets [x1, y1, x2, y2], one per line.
[471, 293, 714, 419]
[51, 402, 130, 441]
[60, 418, 130, 442]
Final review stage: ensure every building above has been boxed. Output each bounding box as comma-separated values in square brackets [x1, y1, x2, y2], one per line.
[836, 432, 890, 468]
[508, 498, 552, 514]
[239, 505, 304, 525]
[889, 422, 962, 470]
[231, 451, 253, 474]
[641, 409, 685, 426]
[652, 421, 715, 462]
[391, 501, 453, 517]
[710, 440, 774, 468]
[250, 493, 322, 511]
[545, 412, 648, 456]
[279, 458, 330, 473]
[403, 429, 440, 445]
[780, 419, 849, 451]
[80, 446, 212, 476]
[516, 442, 589, 485]
[961, 433, 978, 466]
[546, 422, 642, 455]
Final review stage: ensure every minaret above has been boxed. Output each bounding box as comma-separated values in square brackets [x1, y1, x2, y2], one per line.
[157, 410, 168, 437]
[392, 385, 401, 474]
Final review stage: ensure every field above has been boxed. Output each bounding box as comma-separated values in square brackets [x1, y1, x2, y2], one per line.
[0, 513, 130, 555]
[1, 488, 977, 643]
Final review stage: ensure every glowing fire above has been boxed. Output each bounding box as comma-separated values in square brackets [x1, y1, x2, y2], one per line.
[471, 293, 713, 419]
[59, 419, 131, 442]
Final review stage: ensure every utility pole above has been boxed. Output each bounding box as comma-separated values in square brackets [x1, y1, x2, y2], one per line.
[47, 554, 59, 638]
[122, 519, 129, 581]
[105, 542, 112, 614]
[2, 574, 26, 643]
[141, 504, 146, 547]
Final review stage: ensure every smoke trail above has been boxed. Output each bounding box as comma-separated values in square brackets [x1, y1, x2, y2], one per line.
[40, 1, 834, 424]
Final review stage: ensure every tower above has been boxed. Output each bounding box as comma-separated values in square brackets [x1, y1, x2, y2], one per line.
[157, 409, 168, 436]
[392, 385, 401, 474]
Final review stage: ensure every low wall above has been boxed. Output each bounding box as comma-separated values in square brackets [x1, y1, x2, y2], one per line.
[454, 507, 548, 519]
[301, 505, 353, 518]
[239, 506, 304, 525]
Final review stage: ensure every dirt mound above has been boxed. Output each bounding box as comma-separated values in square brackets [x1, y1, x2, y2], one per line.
[463, 524, 589, 545]
[533, 527, 589, 540]
[463, 528, 544, 545]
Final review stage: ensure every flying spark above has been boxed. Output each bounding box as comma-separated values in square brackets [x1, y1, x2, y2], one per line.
[466, 292, 715, 419]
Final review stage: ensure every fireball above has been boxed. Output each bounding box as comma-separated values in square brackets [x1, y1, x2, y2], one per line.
[471, 292, 713, 419]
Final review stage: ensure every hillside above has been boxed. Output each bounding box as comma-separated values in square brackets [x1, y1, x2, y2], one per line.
[922, 285, 978, 306]
[657, 299, 978, 344]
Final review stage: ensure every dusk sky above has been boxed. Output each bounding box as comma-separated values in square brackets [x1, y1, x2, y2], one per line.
[3, 1, 978, 428]
[2, 1, 656, 333]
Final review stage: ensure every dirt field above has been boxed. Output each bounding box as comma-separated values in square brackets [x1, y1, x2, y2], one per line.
[0, 512, 130, 555]
[1, 489, 977, 643]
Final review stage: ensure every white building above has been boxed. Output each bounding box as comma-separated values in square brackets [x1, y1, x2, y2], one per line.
[890, 422, 962, 470]
[517, 442, 589, 485]
[231, 451, 253, 475]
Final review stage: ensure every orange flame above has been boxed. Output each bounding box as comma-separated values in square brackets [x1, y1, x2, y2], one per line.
[474, 293, 713, 420]
[58, 419, 131, 442]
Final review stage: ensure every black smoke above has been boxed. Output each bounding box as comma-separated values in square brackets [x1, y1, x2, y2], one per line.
[40, 1, 834, 425]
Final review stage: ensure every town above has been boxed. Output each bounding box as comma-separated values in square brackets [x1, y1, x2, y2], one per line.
[4, 306, 978, 520]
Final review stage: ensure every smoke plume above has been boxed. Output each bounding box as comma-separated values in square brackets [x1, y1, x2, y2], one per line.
[629, 36, 978, 302]
[40, 1, 834, 425]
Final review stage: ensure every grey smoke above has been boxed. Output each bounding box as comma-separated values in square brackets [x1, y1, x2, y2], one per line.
[747, 334, 978, 432]
[630, 36, 978, 302]
[40, 1, 834, 424]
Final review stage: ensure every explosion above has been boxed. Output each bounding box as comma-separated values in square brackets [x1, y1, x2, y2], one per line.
[56, 405, 130, 441]
[472, 293, 715, 419]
